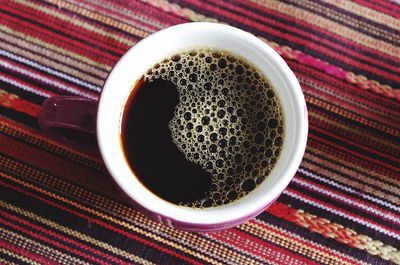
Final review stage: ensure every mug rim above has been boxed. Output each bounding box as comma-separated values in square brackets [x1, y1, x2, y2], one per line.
[97, 22, 308, 228]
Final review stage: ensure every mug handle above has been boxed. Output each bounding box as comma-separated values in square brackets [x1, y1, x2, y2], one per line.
[38, 96, 98, 153]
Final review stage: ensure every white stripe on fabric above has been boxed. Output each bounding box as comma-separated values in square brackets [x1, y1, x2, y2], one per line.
[0, 49, 101, 92]
[0, 74, 52, 98]
[292, 176, 400, 224]
[0, 59, 97, 100]
[297, 168, 400, 212]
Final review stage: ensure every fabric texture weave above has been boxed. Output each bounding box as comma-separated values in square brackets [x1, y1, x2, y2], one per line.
[0, 0, 399, 264]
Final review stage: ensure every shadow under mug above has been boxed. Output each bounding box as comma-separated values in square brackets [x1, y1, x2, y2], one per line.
[38, 22, 308, 232]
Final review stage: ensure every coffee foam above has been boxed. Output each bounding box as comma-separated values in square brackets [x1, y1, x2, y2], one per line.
[142, 49, 284, 208]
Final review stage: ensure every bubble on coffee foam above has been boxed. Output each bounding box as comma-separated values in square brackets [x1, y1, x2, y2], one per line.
[142, 48, 284, 208]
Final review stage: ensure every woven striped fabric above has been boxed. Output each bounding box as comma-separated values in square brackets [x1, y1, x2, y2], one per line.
[0, 0, 399, 264]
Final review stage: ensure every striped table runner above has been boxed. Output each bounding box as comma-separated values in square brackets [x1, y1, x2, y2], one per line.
[0, 0, 399, 264]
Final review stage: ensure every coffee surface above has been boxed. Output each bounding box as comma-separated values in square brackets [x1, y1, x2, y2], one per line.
[121, 48, 284, 208]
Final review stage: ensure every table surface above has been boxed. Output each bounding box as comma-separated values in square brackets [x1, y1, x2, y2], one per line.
[0, 0, 399, 264]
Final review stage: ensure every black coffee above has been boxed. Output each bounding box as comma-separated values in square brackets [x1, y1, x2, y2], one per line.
[121, 48, 284, 208]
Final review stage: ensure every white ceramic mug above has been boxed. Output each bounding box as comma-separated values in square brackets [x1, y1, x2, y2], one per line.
[39, 22, 308, 232]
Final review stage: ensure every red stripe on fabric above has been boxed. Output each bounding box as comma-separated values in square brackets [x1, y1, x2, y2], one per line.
[0, 209, 130, 265]
[0, 72, 56, 97]
[292, 63, 400, 117]
[352, 0, 400, 18]
[308, 137, 397, 179]
[34, 0, 161, 34]
[308, 132, 399, 174]
[0, 9, 118, 62]
[0, 179, 204, 265]
[294, 176, 400, 224]
[0, 13, 115, 65]
[0, 238, 58, 265]
[288, 60, 400, 112]
[80, 0, 188, 27]
[64, 0, 159, 32]
[304, 82, 399, 126]
[372, 0, 400, 15]
[248, 219, 362, 265]
[373, 0, 400, 13]
[0, 4, 122, 61]
[291, 55, 399, 102]
[0, 57, 99, 98]
[0, 116, 101, 162]
[0, 57, 99, 97]
[0, 216, 114, 265]
[307, 100, 399, 145]
[210, 229, 319, 265]
[268, 202, 366, 248]
[0, 90, 41, 117]
[285, 188, 400, 237]
[305, 91, 399, 137]
[201, 0, 400, 82]
[0, 133, 114, 200]
[304, 84, 398, 128]
[2, 1, 131, 55]
[307, 108, 399, 157]
[310, 124, 400, 167]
